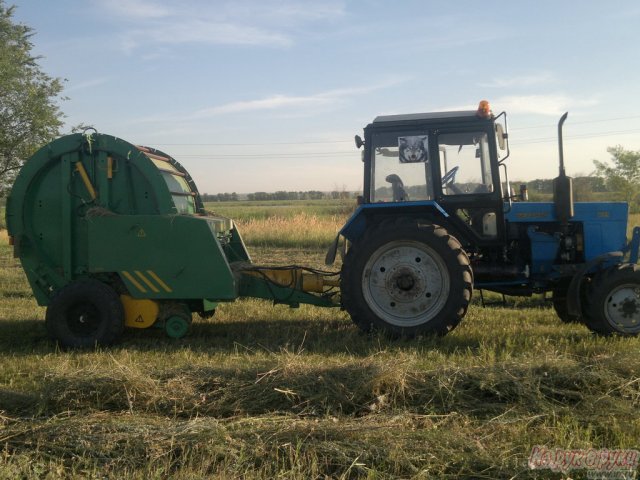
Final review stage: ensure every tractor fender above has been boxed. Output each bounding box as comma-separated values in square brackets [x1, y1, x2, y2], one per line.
[325, 201, 450, 265]
[566, 251, 623, 317]
[325, 233, 341, 265]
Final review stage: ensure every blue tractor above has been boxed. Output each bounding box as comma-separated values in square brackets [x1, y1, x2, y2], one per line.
[327, 101, 640, 337]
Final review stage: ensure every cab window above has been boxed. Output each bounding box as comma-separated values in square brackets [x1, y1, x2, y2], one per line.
[438, 132, 493, 195]
[370, 131, 434, 202]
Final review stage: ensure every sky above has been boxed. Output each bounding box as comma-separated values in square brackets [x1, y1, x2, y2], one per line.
[10, 0, 640, 194]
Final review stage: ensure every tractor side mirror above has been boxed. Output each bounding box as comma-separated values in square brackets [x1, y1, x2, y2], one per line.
[355, 135, 364, 149]
[495, 123, 506, 151]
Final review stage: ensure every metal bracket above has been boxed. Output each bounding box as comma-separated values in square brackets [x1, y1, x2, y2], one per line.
[625, 226, 640, 264]
[478, 289, 507, 308]
[325, 234, 340, 265]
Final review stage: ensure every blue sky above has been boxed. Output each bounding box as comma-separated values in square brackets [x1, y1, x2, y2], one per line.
[11, 0, 640, 194]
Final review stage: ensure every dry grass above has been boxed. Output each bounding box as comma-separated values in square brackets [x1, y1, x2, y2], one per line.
[1, 206, 640, 478]
[237, 213, 345, 249]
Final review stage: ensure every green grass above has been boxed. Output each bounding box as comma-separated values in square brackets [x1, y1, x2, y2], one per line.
[204, 199, 356, 221]
[1, 208, 640, 478]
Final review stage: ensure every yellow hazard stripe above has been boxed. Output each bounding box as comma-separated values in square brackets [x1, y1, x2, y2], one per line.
[122, 271, 147, 293]
[75, 162, 97, 200]
[134, 270, 160, 293]
[147, 270, 172, 292]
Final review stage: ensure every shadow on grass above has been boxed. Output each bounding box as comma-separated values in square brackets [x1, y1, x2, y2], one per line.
[0, 314, 593, 358]
[1, 346, 615, 421]
[1, 291, 36, 299]
[1, 362, 386, 418]
[472, 291, 551, 309]
[120, 316, 592, 358]
[0, 319, 50, 352]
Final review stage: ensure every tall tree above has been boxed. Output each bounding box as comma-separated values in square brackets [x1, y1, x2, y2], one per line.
[594, 146, 640, 207]
[0, 1, 64, 195]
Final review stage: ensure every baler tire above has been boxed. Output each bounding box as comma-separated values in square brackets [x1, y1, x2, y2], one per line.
[551, 281, 580, 324]
[341, 218, 472, 338]
[161, 303, 193, 339]
[582, 264, 640, 336]
[45, 279, 125, 348]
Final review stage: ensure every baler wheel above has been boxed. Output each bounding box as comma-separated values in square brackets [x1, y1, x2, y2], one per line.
[161, 304, 192, 339]
[583, 264, 640, 336]
[45, 279, 125, 348]
[341, 219, 472, 337]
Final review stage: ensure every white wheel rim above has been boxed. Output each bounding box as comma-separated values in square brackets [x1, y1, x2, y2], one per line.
[604, 283, 640, 333]
[362, 240, 450, 327]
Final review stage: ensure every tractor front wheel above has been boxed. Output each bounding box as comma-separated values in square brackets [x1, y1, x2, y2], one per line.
[552, 280, 580, 323]
[45, 279, 125, 348]
[341, 219, 473, 337]
[583, 264, 640, 336]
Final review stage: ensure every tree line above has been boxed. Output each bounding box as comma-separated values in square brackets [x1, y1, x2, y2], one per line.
[202, 191, 354, 202]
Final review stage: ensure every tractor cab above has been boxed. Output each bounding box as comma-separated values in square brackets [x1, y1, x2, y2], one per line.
[358, 101, 510, 248]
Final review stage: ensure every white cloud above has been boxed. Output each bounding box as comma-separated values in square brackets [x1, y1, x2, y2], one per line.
[137, 20, 292, 48]
[479, 72, 556, 89]
[65, 76, 111, 92]
[97, 0, 346, 52]
[213, 1, 346, 24]
[607, 6, 640, 19]
[98, 0, 171, 19]
[192, 95, 330, 117]
[132, 77, 410, 124]
[494, 94, 598, 116]
[185, 78, 410, 119]
[439, 94, 599, 117]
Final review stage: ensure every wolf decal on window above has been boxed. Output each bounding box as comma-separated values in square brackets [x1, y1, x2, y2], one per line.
[398, 136, 428, 163]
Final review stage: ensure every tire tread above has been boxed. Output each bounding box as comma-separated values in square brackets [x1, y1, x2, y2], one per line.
[341, 218, 472, 337]
[582, 263, 640, 336]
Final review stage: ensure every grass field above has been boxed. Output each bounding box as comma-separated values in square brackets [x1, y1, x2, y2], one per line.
[1, 200, 639, 479]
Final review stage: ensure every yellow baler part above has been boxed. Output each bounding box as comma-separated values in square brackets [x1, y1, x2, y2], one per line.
[120, 294, 160, 329]
[245, 268, 338, 293]
[302, 274, 340, 292]
[75, 161, 97, 200]
[245, 269, 298, 287]
[301, 273, 325, 293]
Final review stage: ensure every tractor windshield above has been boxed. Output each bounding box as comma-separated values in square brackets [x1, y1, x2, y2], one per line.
[437, 132, 493, 195]
[370, 131, 434, 203]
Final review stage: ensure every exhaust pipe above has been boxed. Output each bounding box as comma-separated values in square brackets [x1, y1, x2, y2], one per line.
[553, 112, 573, 229]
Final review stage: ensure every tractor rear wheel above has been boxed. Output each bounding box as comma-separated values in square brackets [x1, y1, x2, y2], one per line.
[45, 279, 125, 348]
[582, 264, 640, 336]
[341, 219, 473, 337]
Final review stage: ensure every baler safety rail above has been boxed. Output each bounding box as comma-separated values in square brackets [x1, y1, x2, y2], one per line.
[232, 263, 341, 308]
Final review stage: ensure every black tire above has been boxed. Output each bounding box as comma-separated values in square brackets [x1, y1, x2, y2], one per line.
[46, 279, 125, 348]
[582, 264, 640, 336]
[341, 218, 473, 337]
[551, 280, 580, 323]
[197, 309, 215, 320]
